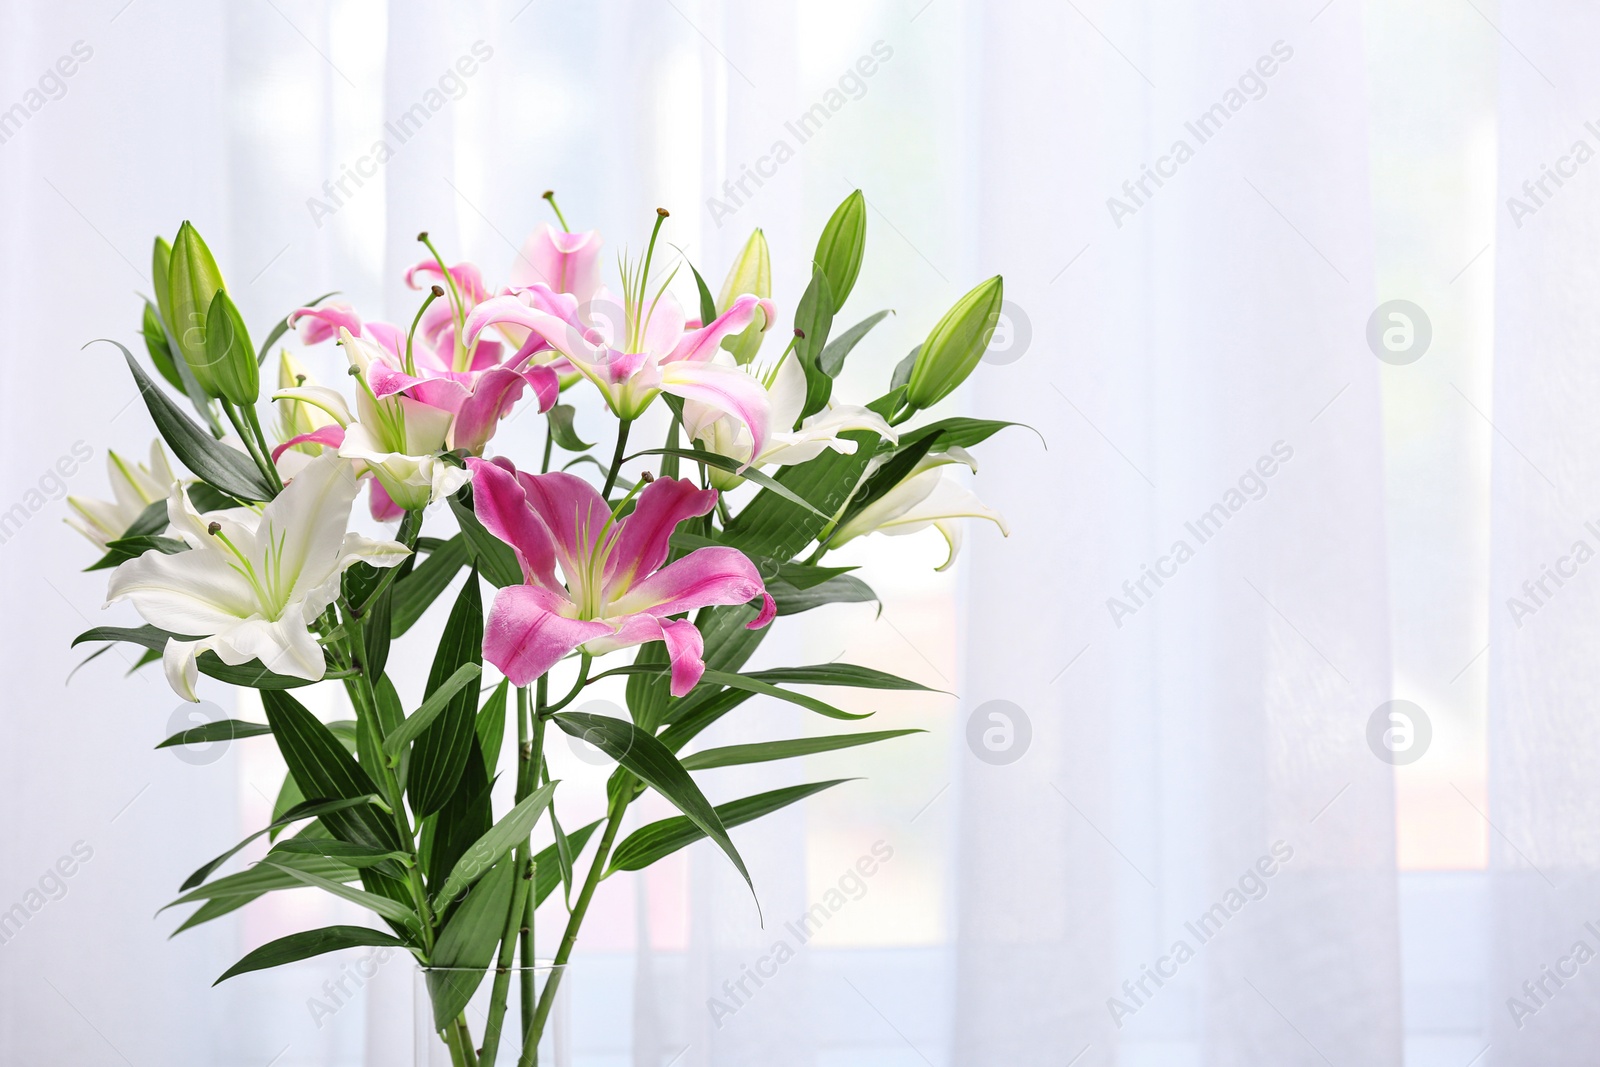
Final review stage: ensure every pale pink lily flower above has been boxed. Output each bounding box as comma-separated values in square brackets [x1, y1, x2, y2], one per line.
[467, 457, 775, 696]
[463, 285, 777, 463]
[510, 223, 603, 304]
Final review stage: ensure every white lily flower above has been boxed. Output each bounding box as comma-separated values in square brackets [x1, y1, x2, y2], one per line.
[831, 447, 1009, 571]
[271, 329, 471, 511]
[105, 451, 411, 701]
[66, 440, 175, 549]
[683, 349, 895, 490]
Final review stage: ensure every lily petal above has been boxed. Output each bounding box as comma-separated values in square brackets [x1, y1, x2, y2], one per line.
[484, 584, 611, 686]
[601, 477, 718, 602]
[607, 545, 767, 619]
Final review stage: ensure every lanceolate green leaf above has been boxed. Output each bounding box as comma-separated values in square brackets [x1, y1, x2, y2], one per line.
[819, 310, 892, 378]
[180, 795, 381, 891]
[215, 925, 410, 985]
[432, 781, 558, 906]
[547, 404, 595, 451]
[720, 433, 879, 560]
[84, 500, 167, 570]
[448, 493, 522, 588]
[608, 780, 854, 873]
[551, 713, 755, 902]
[770, 574, 878, 616]
[745, 663, 936, 691]
[389, 534, 470, 638]
[262, 690, 401, 851]
[269, 839, 411, 867]
[679, 730, 924, 771]
[475, 679, 510, 774]
[263, 861, 420, 931]
[426, 861, 515, 1028]
[533, 820, 600, 907]
[98, 340, 274, 501]
[165, 849, 357, 910]
[794, 263, 835, 420]
[155, 719, 272, 749]
[406, 575, 484, 818]
[698, 669, 872, 721]
[384, 663, 483, 760]
[893, 416, 1035, 453]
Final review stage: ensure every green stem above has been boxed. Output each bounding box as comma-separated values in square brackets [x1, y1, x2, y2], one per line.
[541, 416, 555, 474]
[540, 655, 591, 717]
[356, 510, 423, 615]
[240, 402, 285, 492]
[518, 678, 547, 1066]
[530, 787, 628, 1039]
[602, 421, 632, 499]
[220, 400, 278, 493]
[444, 1013, 479, 1067]
[477, 851, 532, 1067]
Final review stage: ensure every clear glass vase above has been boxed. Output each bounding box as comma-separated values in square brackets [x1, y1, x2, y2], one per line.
[413, 963, 569, 1066]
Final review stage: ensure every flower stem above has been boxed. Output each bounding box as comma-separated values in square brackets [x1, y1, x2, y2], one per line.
[530, 787, 629, 1040]
[240, 402, 285, 492]
[602, 420, 632, 499]
[477, 850, 531, 1067]
[518, 677, 547, 1066]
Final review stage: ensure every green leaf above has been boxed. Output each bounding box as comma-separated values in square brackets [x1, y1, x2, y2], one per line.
[214, 925, 411, 985]
[263, 861, 420, 930]
[104, 534, 186, 558]
[389, 534, 470, 638]
[155, 719, 271, 749]
[894, 417, 1031, 452]
[609, 780, 853, 873]
[533, 820, 600, 907]
[818, 309, 892, 378]
[770, 573, 878, 616]
[547, 404, 595, 451]
[551, 713, 755, 902]
[720, 435, 879, 560]
[625, 641, 674, 734]
[423, 737, 495, 895]
[363, 586, 393, 680]
[890, 346, 919, 393]
[475, 679, 510, 775]
[384, 662, 483, 760]
[83, 498, 168, 571]
[257, 291, 337, 366]
[432, 781, 558, 906]
[690, 261, 718, 327]
[97, 340, 274, 501]
[448, 493, 522, 588]
[746, 663, 936, 691]
[426, 861, 515, 1028]
[680, 731, 922, 771]
[625, 447, 832, 520]
[698, 669, 871, 721]
[165, 847, 357, 909]
[180, 795, 382, 892]
[832, 430, 945, 538]
[406, 576, 485, 817]
[814, 189, 866, 310]
[262, 690, 401, 851]
[269, 839, 411, 867]
[794, 263, 835, 421]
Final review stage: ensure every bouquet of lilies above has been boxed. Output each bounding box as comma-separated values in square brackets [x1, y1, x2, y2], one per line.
[69, 189, 1012, 1065]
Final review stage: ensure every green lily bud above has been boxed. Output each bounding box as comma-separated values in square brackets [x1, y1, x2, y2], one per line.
[204, 289, 258, 406]
[814, 189, 866, 311]
[716, 228, 771, 364]
[151, 235, 174, 337]
[904, 275, 1004, 410]
[167, 221, 228, 397]
[140, 299, 184, 390]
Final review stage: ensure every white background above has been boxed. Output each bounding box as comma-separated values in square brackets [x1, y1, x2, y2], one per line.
[0, 0, 1586, 1063]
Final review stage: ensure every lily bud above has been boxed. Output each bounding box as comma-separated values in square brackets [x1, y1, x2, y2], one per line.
[904, 275, 1004, 410]
[204, 289, 258, 406]
[814, 189, 866, 311]
[716, 228, 771, 364]
[167, 221, 229, 397]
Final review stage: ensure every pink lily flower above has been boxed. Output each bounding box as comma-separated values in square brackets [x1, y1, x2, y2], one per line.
[511, 222, 603, 304]
[462, 285, 777, 463]
[467, 457, 775, 696]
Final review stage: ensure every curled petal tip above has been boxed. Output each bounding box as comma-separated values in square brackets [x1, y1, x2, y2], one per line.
[747, 592, 776, 630]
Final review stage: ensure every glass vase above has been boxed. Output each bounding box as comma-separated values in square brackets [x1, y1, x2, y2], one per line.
[413, 963, 569, 1067]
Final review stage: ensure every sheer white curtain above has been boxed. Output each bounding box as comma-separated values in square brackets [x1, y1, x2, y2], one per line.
[0, 0, 1551, 1064]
